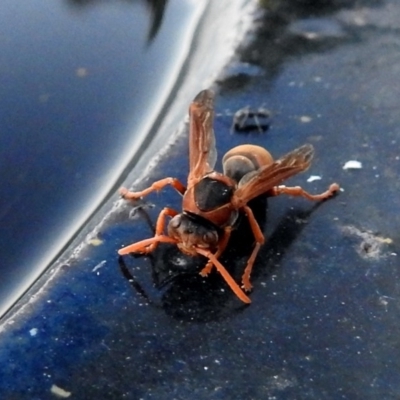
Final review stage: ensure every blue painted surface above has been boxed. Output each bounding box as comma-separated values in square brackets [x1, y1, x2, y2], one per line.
[1, 0, 400, 399]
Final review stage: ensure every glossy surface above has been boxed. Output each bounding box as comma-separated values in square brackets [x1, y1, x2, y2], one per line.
[1, 0, 400, 398]
[0, 0, 205, 315]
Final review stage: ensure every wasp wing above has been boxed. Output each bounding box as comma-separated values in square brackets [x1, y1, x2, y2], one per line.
[187, 89, 217, 185]
[234, 144, 314, 206]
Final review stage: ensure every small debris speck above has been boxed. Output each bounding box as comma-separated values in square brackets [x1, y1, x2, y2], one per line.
[29, 328, 38, 336]
[307, 175, 322, 182]
[50, 384, 71, 398]
[343, 160, 362, 170]
[76, 67, 88, 77]
[88, 237, 103, 246]
[92, 260, 106, 272]
[299, 115, 312, 123]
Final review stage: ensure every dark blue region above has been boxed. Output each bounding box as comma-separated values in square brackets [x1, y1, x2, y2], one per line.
[0, 117, 399, 398]
[0, 0, 199, 314]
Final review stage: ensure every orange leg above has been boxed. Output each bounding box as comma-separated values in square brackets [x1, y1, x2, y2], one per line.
[270, 183, 339, 201]
[118, 235, 177, 255]
[200, 226, 232, 277]
[153, 208, 179, 235]
[118, 207, 179, 255]
[195, 248, 251, 304]
[119, 177, 186, 200]
[241, 205, 265, 291]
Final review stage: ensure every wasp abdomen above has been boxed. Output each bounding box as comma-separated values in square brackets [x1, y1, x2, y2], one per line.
[222, 144, 273, 183]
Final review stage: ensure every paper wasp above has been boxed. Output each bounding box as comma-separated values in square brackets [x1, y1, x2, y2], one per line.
[118, 89, 339, 303]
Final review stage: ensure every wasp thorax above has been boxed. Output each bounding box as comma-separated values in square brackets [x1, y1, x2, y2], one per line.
[193, 177, 234, 211]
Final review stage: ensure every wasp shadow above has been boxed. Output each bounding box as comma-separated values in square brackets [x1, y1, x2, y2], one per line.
[118, 196, 325, 322]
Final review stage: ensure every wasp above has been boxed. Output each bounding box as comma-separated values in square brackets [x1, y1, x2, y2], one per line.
[118, 89, 339, 304]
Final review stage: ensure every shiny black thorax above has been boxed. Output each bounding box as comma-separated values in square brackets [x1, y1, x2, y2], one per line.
[182, 172, 237, 228]
[193, 177, 234, 212]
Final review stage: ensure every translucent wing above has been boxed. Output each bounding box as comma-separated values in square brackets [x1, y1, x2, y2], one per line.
[187, 89, 217, 185]
[234, 144, 314, 206]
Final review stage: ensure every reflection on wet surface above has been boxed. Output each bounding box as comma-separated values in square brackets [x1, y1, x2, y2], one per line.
[0, 0, 204, 315]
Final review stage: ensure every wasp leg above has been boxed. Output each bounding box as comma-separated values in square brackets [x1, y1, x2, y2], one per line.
[118, 235, 177, 255]
[153, 207, 179, 233]
[195, 248, 251, 304]
[118, 207, 179, 255]
[146, 207, 179, 253]
[241, 205, 265, 291]
[271, 183, 339, 201]
[200, 226, 232, 277]
[119, 178, 187, 200]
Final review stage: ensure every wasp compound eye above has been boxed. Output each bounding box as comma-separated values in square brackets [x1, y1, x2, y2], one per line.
[169, 214, 182, 229]
[202, 231, 218, 245]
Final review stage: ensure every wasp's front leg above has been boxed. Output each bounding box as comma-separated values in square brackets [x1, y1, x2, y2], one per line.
[200, 226, 232, 277]
[120, 178, 187, 200]
[196, 248, 251, 304]
[118, 207, 179, 255]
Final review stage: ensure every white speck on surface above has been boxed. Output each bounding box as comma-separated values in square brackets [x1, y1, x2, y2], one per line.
[307, 175, 322, 182]
[92, 260, 106, 272]
[343, 160, 362, 169]
[29, 328, 38, 336]
[88, 237, 103, 246]
[299, 115, 312, 123]
[378, 297, 389, 308]
[76, 67, 88, 78]
[50, 384, 71, 398]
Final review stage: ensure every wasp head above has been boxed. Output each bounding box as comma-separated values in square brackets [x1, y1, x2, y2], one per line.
[167, 213, 219, 256]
